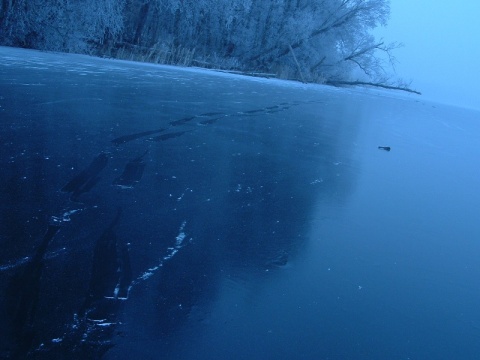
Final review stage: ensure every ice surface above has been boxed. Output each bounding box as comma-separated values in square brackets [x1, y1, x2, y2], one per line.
[2, 46, 480, 360]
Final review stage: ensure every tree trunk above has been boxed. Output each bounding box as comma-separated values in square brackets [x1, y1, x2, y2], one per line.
[133, 2, 150, 45]
[326, 80, 421, 95]
[289, 44, 306, 83]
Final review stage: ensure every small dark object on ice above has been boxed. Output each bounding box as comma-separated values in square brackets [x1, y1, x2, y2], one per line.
[378, 146, 391, 151]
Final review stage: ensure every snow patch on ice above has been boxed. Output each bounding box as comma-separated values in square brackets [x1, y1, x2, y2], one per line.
[139, 272, 154, 280]
[116, 184, 134, 190]
[96, 322, 115, 327]
[50, 208, 84, 225]
[133, 220, 189, 286]
[175, 221, 187, 246]
[177, 188, 193, 201]
[44, 247, 67, 260]
[0, 256, 31, 272]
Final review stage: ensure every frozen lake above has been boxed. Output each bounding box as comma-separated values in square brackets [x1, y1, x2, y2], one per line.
[1, 46, 480, 359]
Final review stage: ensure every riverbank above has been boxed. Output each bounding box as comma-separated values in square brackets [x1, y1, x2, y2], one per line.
[1, 45, 421, 97]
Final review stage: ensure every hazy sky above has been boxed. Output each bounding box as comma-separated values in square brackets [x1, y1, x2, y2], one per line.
[374, 0, 480, 110]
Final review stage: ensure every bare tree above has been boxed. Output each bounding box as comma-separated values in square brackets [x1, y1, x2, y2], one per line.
[0, 0, 415, 91]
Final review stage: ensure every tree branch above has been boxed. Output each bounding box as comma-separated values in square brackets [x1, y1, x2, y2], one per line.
[325, 80, 422, 95]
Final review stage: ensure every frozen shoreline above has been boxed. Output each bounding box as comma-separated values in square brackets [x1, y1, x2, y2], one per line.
[3, 45, 475, 113]
[0, 46, 413, 94]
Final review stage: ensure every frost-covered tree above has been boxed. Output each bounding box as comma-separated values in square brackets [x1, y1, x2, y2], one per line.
[0, 0, 37, 47]
[1, 0, 410, 88]
[0, 0, 125, 52]
[238, 0, 395, 81]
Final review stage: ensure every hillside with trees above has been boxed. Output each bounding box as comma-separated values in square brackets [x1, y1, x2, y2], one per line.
[0, 0, 415, 91]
